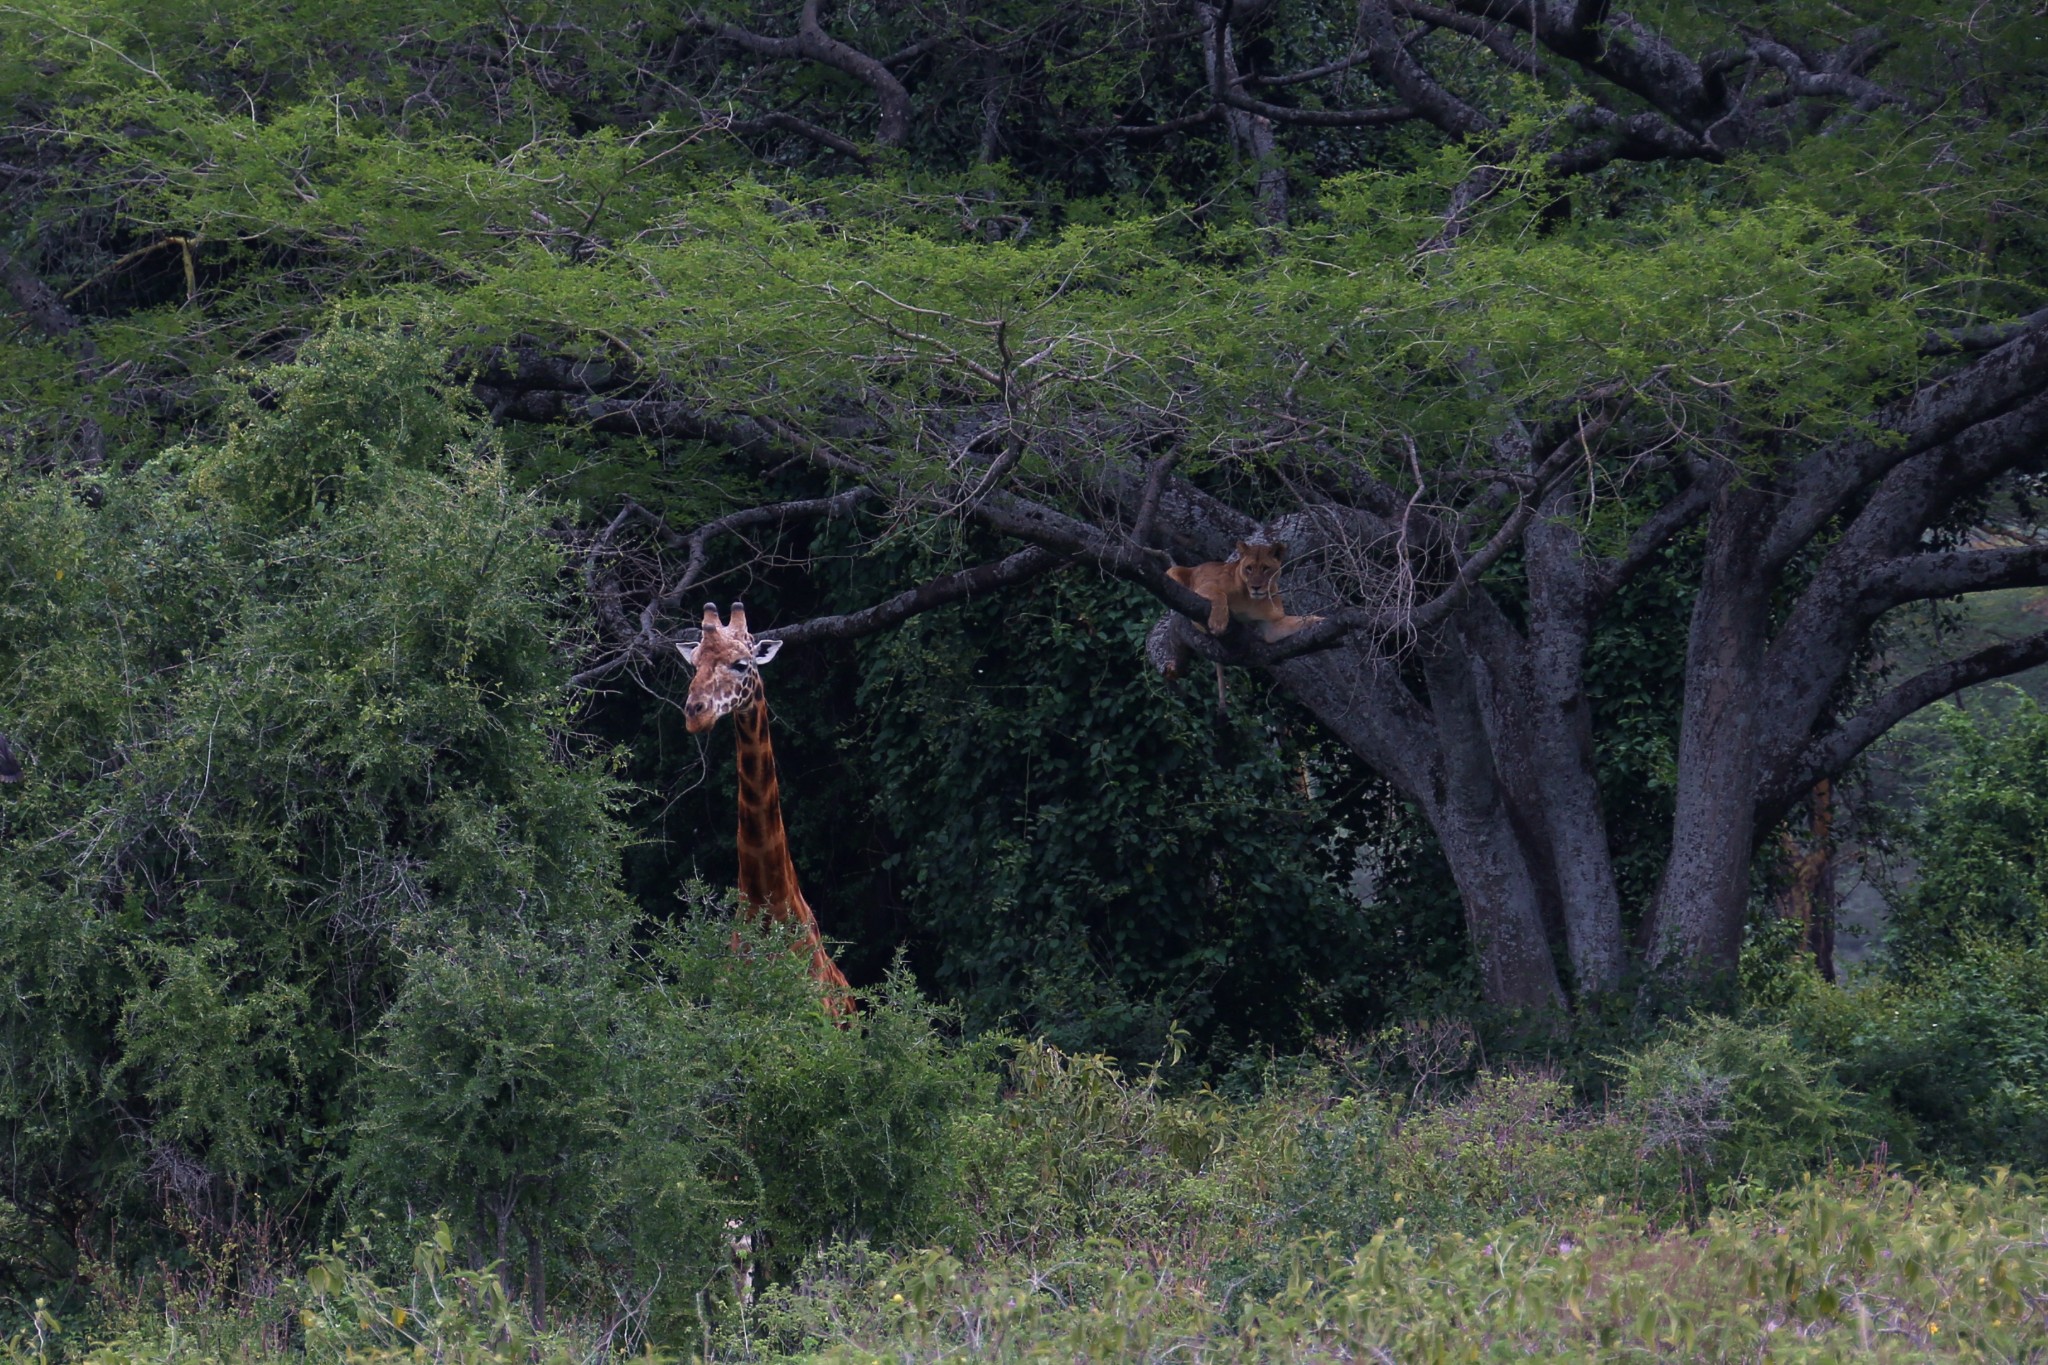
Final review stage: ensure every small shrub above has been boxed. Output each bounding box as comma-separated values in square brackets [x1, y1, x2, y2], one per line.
[1607, 1015, 1875, 1208]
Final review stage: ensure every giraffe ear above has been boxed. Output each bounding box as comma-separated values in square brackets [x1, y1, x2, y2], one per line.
[750, 637, 783, 666]
[677, 638, 702, 667]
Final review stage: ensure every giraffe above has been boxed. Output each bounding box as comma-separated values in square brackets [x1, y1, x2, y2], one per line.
[680, 601, 853, 1014]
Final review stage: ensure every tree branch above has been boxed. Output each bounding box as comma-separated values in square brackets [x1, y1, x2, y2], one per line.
[1215, 85, 1417, 128]
[1759, 629, 2048, 825]
[1076, 105, 1225, 141]
[691, 1, 912, 147]
[1248, 49, 1380, 86]
[1392, 0, 1547, 77]
[1749, 40, 1898, 111]
[768, 545, 1066, 646]
[1763, 316, 2048, 572]
[478, 384, 784, 454]
[1548, 105, 1716, 175]
[1356, 0, 1493, 139]
[571, 489, 874, 688]
[1860, 542, 2048, 609]
[730, 110, 873, 163]
[1923, 307, 2048, 358]
[2, 245, 94, 353]
[1586, 465, 1726, 607]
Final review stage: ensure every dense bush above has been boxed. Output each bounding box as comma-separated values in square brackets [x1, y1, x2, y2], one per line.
[0, 332, 991, 1333]
[0, 329, 616, 1297]
[856, 571, 1462, 1062]
[1779, 940, 2048, 1174]
[343, 911, 989, 1330]
[1747, 698, 2048, 1172]
[1885, 697, 2048, 971]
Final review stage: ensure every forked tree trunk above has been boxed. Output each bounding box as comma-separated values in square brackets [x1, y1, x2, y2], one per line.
[1277, 628, 1570, 1011]
[1418, 628, 1568, 1010]
[1645, 486, 1776, 975]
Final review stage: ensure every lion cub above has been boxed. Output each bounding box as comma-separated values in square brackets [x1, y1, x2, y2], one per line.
[1167, 541, 1322, 642]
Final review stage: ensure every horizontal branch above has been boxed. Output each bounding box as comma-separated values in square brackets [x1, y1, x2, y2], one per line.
[1549, 106, 1718, 175]
[1760, 628, 2048, 825]
[1393, 0, 1546, 77]
[649, 489, 873, 627]
[571, 489, 874, 689]
[1861, 543, 2048, 608]
[1076, 105, 1225, 141]
[478, 383, 783, 454]
[1923, 306, 2048, 358]
[730, 111, 872, 163]
[769, 546, 1066, 646]
[1247, 49, 1377, 86]
[1215, 83, 1416, 128]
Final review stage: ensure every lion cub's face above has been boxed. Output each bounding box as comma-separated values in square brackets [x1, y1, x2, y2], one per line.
[1234, 541, 1285, 600]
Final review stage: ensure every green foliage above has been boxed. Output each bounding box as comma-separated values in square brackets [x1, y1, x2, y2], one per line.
[6, 0, 2048, 1350]
[1606, 1016, 1873, 1204]
[0, 327, 626, 1297]
[855, 570, 1402, 1060]
[345, 911, 991, 1324]
[1780, 939, 2048, 1174]
[343, 918, 728, 1313]
[762, 1174, 2048, 1363]
[29, 1027, 2048, 1362]
[1733, 699, 2048, 1173]
[183, 327, 480, 529]
[1886, 697, 2048, 969]
[649, 919, 994, 1271]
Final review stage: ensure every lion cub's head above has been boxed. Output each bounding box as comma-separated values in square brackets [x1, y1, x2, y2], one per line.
[1233, 541, 1286, 600]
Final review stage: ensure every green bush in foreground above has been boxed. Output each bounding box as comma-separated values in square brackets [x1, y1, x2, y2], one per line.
[24, 1171, 2046, 1364]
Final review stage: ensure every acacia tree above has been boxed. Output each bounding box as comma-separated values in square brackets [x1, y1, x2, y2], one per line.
[5, 0, 2045, 1010]
[531, 3, 2048, 1010]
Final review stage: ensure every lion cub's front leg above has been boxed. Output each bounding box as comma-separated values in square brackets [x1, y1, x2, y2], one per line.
[1167, 563, 1236, 635]
[1204, 590, 1234, 635]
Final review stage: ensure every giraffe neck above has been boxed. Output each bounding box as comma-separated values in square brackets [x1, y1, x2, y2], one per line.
[730, 691, 803, 918]
[729, 689, 855, 1011]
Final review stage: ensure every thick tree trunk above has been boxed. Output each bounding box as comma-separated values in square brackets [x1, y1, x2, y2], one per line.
[1419, 629, 1567, 1011]
[1521, 512, 1627, 995]
[1646, 485, 1775, 975]
[1276, 639, 1565, 1012]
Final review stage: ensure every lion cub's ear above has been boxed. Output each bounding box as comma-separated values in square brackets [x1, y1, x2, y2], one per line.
[1233, 540, 1253, 558]
[1270, 542, 1286, 560]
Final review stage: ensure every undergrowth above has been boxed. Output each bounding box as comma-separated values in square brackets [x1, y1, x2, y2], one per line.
[14, 1010, 2048, 1363]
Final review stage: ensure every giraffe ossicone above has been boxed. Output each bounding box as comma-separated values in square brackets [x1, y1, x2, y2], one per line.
[681, 601, 853, 1015]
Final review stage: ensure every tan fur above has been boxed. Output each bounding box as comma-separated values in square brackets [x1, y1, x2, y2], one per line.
[1166, 541, 1322, 641]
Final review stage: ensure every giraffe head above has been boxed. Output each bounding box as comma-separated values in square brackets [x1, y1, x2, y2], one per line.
[678, 602, 783, 735]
